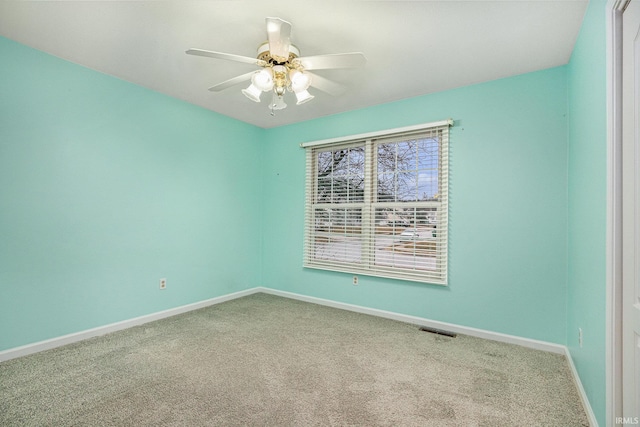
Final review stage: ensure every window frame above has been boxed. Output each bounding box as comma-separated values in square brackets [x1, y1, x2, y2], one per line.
[301, 119, 452, 285]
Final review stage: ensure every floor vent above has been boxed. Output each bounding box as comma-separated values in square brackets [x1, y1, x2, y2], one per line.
[419, 326, 457, 338]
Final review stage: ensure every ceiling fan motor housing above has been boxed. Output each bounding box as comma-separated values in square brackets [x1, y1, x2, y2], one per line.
[257, 42, 301, 66]
[254, 42, 308, 99]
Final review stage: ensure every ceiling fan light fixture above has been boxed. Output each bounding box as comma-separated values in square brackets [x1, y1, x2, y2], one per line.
[252, 69, 274, 91]
[241, 83, 262, 102]
[271, 93, 287, 110]
[290, 69, 312, 92]
[295, 89, 314, 105]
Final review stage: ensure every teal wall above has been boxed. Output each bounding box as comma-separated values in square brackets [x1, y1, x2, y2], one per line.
[262, 67, 569, 345]
[566, 0, 607, 425]
[0, 37, 264, 351]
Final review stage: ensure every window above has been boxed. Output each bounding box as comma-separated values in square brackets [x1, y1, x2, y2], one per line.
[302, 120, 451, 285]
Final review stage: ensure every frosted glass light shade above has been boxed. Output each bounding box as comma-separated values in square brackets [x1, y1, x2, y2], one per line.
[290, 69, 312, 93]
[271, 93, 287, 110]
[241, 84, 261, 102]
[252, 69, 274, 92]
[295, 90, 314, 105]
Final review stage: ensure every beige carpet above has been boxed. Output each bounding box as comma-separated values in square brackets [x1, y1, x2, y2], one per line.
[0, 293, 588, 426]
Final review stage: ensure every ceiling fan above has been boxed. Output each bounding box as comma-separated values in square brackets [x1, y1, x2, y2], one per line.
[186, 17, 366, 114]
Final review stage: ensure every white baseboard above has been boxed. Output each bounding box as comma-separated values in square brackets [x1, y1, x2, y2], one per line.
[564, 347, 600, 427]
[0, 287, 261, 362]
[257, 287, 566, 354]
[0, 285, 598, 426]
[0, 286, 564, 360]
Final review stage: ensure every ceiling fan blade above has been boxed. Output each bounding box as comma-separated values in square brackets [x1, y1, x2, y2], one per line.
[186, 48, 264, 66]
[306, 72, 347, 96]
[208, 71, 255, 92]
[296, 53, 366, 70]
[266, 17, 292, 62]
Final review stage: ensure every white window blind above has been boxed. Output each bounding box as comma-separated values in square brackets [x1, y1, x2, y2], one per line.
[303, 120, 451, 285]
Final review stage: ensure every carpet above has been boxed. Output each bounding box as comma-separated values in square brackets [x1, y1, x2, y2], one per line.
[0, 293, 589, 426]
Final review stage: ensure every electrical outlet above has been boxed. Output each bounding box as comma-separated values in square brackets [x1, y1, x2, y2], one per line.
[353, 276, 358, 285]
[160, 278, 167, 290]
[578, 328, 583, 348]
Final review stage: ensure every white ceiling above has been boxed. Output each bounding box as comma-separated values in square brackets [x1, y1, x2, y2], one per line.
[0, 1, 588, 129]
